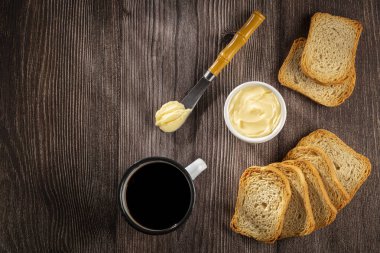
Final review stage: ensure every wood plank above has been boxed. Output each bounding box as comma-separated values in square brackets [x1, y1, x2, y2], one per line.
[118, 0, 380, 252]
[0, 0, 120, 252]
[118, 0, 281, 252]
[0, 0, 379, 252]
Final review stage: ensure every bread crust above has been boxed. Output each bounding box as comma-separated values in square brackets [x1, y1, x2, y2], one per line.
[300, 13, 363, 84]
[270, 162, 316, 238]
[278, 38, 356, 107]
[282, 160, 337, 230]
[296, 129, 372, 198]
[230, 166, 291, 243]
[230, 129, 371, 242]
[284, 146, 350, 210]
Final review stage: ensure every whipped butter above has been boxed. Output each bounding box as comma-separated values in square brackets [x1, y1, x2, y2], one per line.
[228, 86, 281, 138]
[155, 101, 191, 132]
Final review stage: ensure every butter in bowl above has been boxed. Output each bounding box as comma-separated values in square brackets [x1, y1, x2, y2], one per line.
[224, 81, 286, 143]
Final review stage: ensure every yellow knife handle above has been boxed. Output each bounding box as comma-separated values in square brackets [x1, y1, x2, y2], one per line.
[208, 11, 265, 77]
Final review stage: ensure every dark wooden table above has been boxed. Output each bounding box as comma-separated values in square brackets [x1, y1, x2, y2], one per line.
[1, 0, 379, 252]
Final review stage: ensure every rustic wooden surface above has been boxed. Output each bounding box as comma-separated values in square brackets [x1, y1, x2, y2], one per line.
[0, 0, 379, 252]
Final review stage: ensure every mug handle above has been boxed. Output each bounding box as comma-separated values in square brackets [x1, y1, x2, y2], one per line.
[185, 158, 207, 180]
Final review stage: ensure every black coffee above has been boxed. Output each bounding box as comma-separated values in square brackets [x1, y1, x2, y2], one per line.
[126, 161, 192, 230]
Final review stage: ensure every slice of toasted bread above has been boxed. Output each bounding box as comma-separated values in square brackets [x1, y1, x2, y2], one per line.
[282, 160, 337, 230]
[278, 38, 356, 107]
[230, 166, 291, 243]
[300, 13, 362, 84]
[270, 163, 315, 238]
[284, 146, 350, 210]
[296, 129, 372, 198]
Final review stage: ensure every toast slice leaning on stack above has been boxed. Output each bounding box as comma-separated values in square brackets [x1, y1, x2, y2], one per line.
[296, 129, 372, 198]
[270, 163, 315, 238]
[283, 160, 337, 231]
[278, 38, 356, 107]
[230, 166, 291, 243]
[300, 13, 363, 84]
[300, 12, 363, 84]
[284, 146, 350, 210]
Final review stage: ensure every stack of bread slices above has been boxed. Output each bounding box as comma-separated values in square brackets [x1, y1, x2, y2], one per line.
[230, 129, 371, 243]
[278, 13, 363, 107]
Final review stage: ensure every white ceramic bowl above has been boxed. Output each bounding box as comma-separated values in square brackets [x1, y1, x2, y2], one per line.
[224, 81, 287, 144]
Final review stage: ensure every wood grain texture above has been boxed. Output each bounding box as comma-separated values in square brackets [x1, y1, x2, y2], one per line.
[0, 0, 379, 252]
[0, 0, 120, 252]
